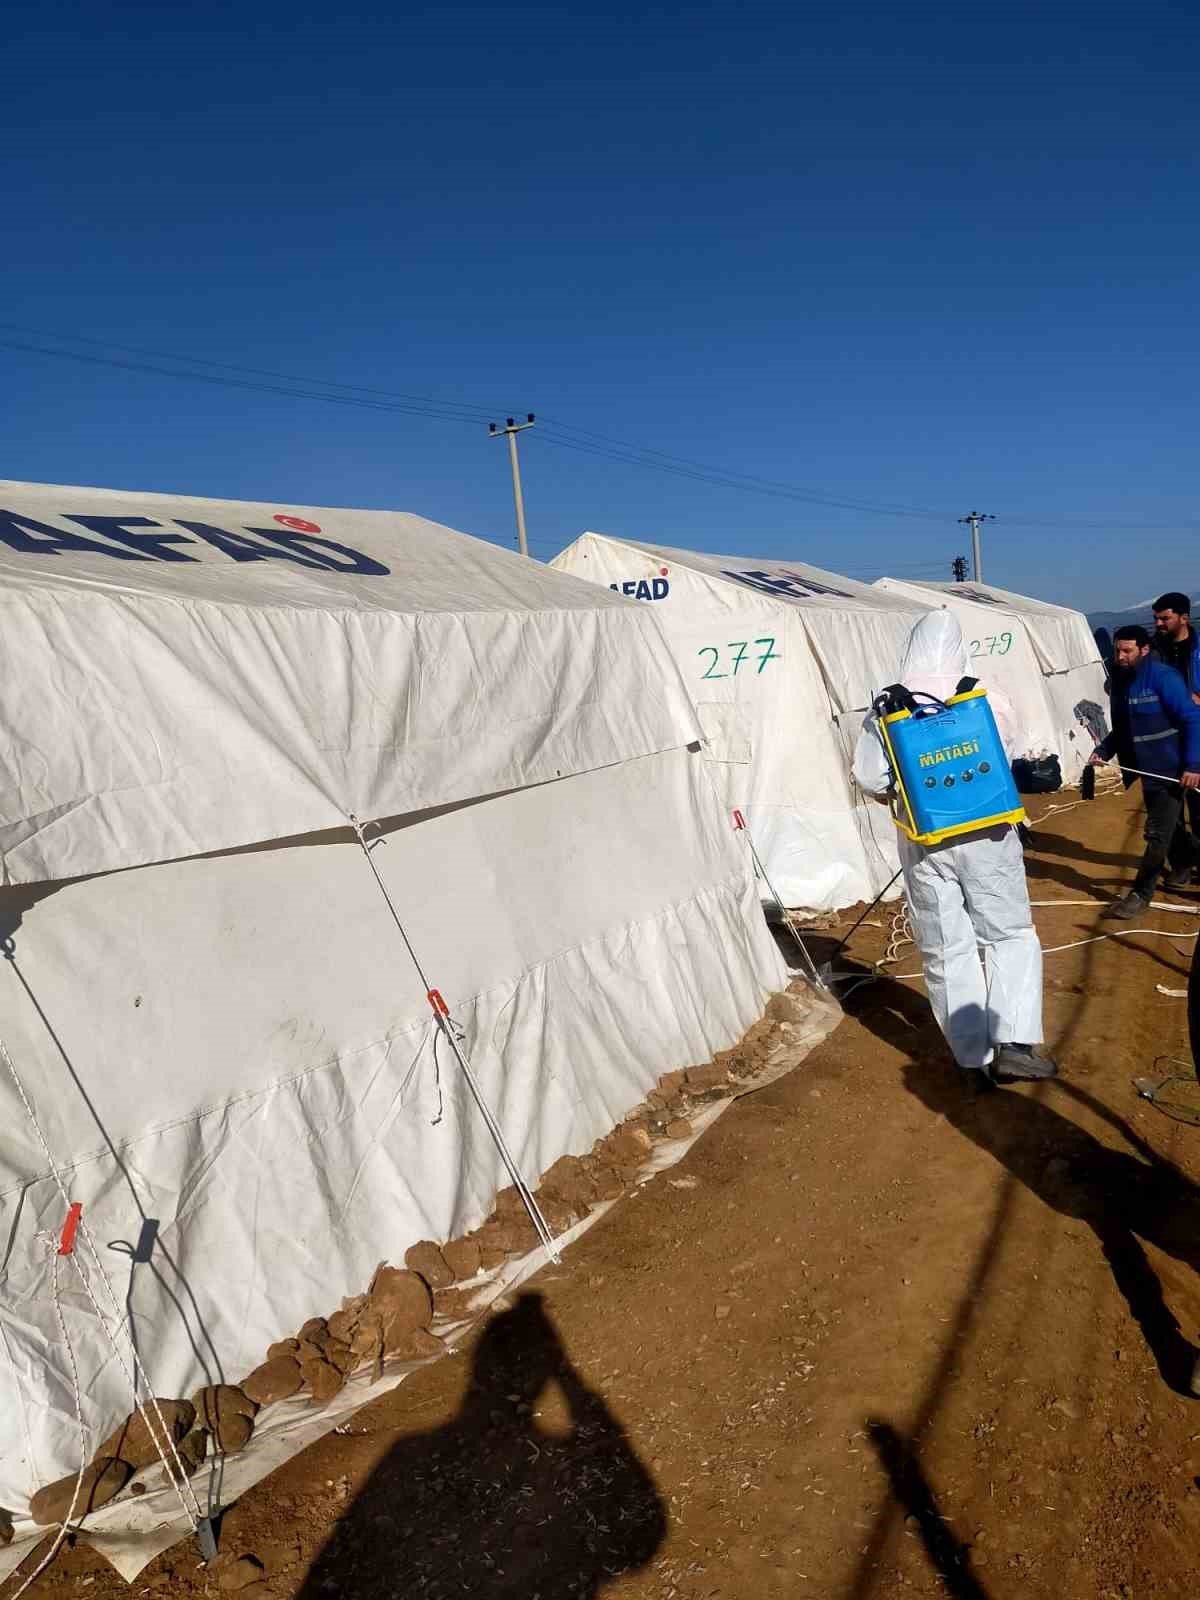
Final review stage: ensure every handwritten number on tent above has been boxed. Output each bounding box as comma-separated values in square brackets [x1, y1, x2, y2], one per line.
[697, 638, 781, 679]
[968, 632, 1013, 657]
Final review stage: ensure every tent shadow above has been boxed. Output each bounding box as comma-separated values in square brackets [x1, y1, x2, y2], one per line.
[295, 1292, 666, 1600]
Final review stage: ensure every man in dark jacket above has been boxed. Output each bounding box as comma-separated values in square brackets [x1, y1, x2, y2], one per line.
[1151, 591, 1200, 699]
[1151, 591, 1200, 874]
[1089, 626, 1200, 918]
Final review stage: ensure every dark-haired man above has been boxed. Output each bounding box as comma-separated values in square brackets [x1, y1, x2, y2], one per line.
[1152, 592, 1200, 700]
[1089, 626, 1200, 917]
[1152, 592, 1200, 878]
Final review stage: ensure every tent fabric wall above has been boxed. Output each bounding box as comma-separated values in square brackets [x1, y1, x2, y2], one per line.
[550, 533, 932, 911]
[874, 578, 1108, 781]
[0, 486, 789, 1522]
[0, 482, 701, 885]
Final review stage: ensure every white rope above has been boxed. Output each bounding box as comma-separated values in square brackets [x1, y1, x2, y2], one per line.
[1028, 899, 1200, 914]
[3, 1245, 92, 1600]
[0, 1033, 203, 1533]
[347, 815, 561, 1264]
[877, 905, 913, 968]
[887, 924, 1199, 980]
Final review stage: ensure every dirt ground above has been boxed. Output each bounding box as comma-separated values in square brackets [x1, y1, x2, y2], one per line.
[15, 784, 1200, 1599]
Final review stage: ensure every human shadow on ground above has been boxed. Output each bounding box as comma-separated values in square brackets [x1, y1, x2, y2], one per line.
[1027, 825, 1140, 872]
[864, 1421, 990, 1600]
[1021, 849, 1125, 901]
[296, 1292, 666, 1600]
[844, 974, 1200, 1394]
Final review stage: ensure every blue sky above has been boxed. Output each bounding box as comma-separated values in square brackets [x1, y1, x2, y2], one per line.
[4, 0, 1198, 609]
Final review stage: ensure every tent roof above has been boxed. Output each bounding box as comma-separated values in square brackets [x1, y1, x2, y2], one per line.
[574, 533, 929, 616]
[0, 483, 701, 884]
[874, 576, 1100, 673]
[901, 578, 1081, 618]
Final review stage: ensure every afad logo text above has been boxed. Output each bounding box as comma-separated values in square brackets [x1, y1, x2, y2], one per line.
[609, 575, 670, 600]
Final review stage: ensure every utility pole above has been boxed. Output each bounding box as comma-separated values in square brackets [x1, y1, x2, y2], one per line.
[951, 555, 968, 582]
[957, 511, 995, 583]
[488, 414, 535, 557]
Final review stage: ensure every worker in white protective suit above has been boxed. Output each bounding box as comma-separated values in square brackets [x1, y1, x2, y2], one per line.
[853, 610, 1056, 1089]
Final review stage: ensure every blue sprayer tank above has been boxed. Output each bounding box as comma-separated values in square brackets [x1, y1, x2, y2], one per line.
[877, 686, 1025, 847]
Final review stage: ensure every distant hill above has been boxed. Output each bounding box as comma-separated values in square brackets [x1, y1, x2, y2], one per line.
[1088, 590, 1200, 639]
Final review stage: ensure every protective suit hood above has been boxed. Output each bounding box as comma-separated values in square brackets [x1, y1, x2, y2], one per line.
[898, 609, 969, 698]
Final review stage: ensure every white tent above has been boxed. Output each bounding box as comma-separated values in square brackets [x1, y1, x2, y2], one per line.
[874, 578, 1109, 781]
[550, 532, 934, 911]
[0, 483, 789, 1535]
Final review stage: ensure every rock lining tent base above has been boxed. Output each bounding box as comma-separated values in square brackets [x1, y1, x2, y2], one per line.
[0, 482, 796, 1579]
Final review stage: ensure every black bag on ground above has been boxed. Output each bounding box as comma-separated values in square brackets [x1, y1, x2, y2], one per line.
[1012, 754, 1063, 795]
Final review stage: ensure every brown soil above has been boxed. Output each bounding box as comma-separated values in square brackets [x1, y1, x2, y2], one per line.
[14, 787, 1200, 1599]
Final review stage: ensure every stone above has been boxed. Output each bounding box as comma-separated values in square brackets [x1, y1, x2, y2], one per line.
[266, 1339, 299, 1362]
[30, 1458, 132, 1525]
[441, 1237, 482, 1281]
[298, 1318, 330, 1348]
[96, 1399, 195, 1470]
[492, 1186, 526, 1219]
[685, 1061, 728, 1092]
[368, 1267, 433, 1333]
[326, 1299, 367, 1344]
[241, 1356, 304, 1407]
[193, 1384, 258, 1427]
[665, 1119, 694, 1140]
[216, 1555, 265, 1591]
[297, 1338, 330, 1367]
[473, 1216, 537, 1254]
[659, 1069, 687, 1096]
[193, 1386, 257, 1455]
[302, 1357, 345, 1406]
[323, 1338, 356, 1375]
[590, 1166, 625, 1201]
[211, 1411, 254, 1455]
[405, 1240, 454, 1290]
[0, 1508, 13, 1546]
[433, 1287, 479, 1322]
[387, 1326, 445, 1362]
[350, 1313, 385, 1356]
[539, 1198, 580, 1234]
[603, 1126, 653, 1166]
[539, 1155, 600, 1209]
[170, 1429, 208, 1480]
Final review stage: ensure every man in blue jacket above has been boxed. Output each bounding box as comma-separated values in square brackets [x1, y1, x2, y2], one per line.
[1089, 625, 1200, 918]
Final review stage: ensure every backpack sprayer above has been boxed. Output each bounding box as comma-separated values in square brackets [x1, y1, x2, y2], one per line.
[873, 682, 1026, 847]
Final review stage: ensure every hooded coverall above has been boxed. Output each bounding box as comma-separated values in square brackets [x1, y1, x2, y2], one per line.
[852, 611, 1044, 1074]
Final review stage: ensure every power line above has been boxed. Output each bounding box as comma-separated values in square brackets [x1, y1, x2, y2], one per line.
[0, 321, 500, 422]
[0, 336, 497, 427]
[3, 322, 1197, 534]
[0, 324, 960, 523]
